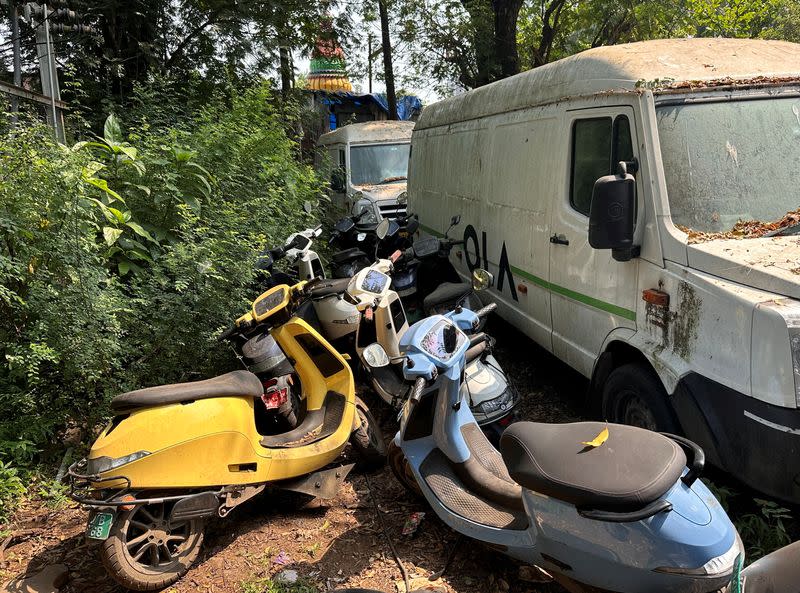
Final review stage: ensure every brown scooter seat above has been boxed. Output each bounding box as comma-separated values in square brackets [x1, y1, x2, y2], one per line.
[500, 421, 686, 510]
[111, 370, 263, 412]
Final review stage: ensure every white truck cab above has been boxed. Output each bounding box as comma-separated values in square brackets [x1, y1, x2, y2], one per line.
[316, 121, 414, 228]
[409, 38, 800, 502]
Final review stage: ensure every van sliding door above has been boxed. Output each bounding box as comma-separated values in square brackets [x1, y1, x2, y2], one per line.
[549, 107, 639, 377]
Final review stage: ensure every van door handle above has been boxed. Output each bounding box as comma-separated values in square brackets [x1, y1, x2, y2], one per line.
[550, 233, 569, 246]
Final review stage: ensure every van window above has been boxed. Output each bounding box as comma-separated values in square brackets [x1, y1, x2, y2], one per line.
[570, 115, 634, 216]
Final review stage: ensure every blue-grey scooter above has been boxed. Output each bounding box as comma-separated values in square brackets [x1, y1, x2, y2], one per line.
[362, 270, 798, 593]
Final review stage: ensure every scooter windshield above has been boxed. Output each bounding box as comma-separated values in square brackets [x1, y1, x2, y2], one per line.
[361, 269, 389, 294]
[420, 319, 467, 363]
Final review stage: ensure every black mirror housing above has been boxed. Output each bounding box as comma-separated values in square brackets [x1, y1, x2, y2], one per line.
[588, 163, 637, 262]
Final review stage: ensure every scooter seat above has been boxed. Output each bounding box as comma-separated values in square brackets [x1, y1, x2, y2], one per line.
[332, 248, 368, 264]
[500, 421, 687, 510]
[307, 277, 350, 298]
[111, 370, 263, 411]
[423, 282, 471, 312]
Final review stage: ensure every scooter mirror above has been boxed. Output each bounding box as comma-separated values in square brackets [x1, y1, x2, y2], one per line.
[303, 201, 313, 214]
[450, 214, 461, 227]
[376, 218, 391, 240]
[363, 343, 390, 368]
[472, 268, 494, 291]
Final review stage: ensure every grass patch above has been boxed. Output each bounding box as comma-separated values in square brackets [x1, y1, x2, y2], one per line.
[240, 575, 319, 593]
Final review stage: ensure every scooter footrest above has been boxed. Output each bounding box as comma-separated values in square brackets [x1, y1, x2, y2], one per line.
[260, 391, 346, 448]
[420, 449, 528, 530]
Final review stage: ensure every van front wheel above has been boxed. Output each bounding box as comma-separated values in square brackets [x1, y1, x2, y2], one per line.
[601, 363, 679, 433]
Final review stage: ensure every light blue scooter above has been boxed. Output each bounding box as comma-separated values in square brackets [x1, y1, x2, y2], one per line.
[362, 270, 800, 593]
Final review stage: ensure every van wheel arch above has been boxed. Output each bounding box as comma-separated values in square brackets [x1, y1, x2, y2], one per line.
[590, 342, 681, 433]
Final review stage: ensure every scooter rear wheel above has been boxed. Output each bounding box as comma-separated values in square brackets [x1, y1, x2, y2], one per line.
[100, 500, 204, 591]
[387, 440, 422, 498]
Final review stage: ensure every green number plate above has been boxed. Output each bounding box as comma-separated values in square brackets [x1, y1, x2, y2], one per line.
[86, 511, 115, 540]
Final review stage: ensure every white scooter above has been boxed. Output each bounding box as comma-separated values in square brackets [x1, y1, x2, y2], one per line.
[329, 248, 518, 435]
[255, 225, 326, 288]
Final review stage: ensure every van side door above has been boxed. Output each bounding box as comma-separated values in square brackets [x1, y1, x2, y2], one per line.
[549, 107, 639, 377]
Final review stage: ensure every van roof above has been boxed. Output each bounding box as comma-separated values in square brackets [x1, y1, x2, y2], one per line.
[318, 121, 415, 145]
[416, 38, 800, 130]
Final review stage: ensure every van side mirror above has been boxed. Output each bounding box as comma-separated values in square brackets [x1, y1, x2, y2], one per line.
[588, 162, 639, 262]
[331, 167, 346, 193]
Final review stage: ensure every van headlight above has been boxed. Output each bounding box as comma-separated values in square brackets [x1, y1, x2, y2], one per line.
[751, 299, 800, 408]
[86, 451, 150, 475]
[353, 198, 379, 224]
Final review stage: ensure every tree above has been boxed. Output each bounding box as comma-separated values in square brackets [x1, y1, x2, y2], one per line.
[378, 0, 398, 118]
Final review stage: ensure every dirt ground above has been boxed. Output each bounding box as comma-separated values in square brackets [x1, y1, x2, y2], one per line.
[0, 319, 670, 593]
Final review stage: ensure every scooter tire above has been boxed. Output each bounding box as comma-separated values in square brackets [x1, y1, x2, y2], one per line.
[387, 440, 422, 498]
[350, 396, 387, 472]
[99, 502, 204, 591]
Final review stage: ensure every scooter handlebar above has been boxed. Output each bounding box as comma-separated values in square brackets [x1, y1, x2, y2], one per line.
[217, 325, 237, 342]
[410, 377, 426, 404]
[475, 303, 497, 319]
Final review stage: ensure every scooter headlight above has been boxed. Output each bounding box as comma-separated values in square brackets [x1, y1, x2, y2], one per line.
[86, 450, 150, 475]
[655, 533, 743, 576]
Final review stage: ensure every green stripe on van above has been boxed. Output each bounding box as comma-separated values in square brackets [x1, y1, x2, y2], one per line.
[417, 224, 636, 321]
[511, 266, 637, 321]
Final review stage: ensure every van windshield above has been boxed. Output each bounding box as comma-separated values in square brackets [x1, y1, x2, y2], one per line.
[657, 95, 800, 234]
[350, 143, 410, 186]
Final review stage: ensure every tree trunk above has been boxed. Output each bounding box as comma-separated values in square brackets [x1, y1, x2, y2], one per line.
[493, 0, 524, 78]
[279, 46, 292, 97]
[378, 0, 398, 120]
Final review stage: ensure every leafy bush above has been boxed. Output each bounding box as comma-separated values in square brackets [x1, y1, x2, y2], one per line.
[0, 461, 25, 522]
[0, 84, 322, 471]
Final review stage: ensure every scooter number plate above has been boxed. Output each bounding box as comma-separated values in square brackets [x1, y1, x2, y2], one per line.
[86, 511, 115, 540]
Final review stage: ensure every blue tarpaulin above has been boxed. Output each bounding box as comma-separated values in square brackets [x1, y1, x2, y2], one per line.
[315, 91, 422, 127]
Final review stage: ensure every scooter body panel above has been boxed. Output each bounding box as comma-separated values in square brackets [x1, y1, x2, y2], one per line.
[313, 294, 359, 340]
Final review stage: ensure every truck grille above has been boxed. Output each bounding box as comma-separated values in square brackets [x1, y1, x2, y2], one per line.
[378, 202, 407, 219]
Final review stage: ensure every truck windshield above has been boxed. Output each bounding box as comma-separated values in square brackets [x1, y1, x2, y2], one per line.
[657, 95, 800, 233]
[350, 143, 410, 186]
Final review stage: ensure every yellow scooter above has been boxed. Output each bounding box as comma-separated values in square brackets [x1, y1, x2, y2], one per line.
[68, 282, 385, 591]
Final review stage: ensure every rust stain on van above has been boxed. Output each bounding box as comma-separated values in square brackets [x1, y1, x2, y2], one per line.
[673, 282, 701, 360]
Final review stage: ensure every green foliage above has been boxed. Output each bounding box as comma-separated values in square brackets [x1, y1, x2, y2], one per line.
[0, 461, 25, 523]
[0, 84, 322, 474]
[736, 498, 793, 561]
[240, 576, 319, 593]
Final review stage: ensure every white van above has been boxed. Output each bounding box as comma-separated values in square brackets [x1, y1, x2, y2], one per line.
[316, 121, 414, 226]
[409, 38, 800, 502]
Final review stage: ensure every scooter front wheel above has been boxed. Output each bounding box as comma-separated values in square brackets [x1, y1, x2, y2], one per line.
[100, 500, 204, 591]
[387, 440, 422, 498]
[349, 396, 387, 471]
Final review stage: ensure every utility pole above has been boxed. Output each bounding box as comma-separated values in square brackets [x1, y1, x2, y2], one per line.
[377, 0, 397, 120]
[9, 2, 22, 122]
[367, 33, 373, 94]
